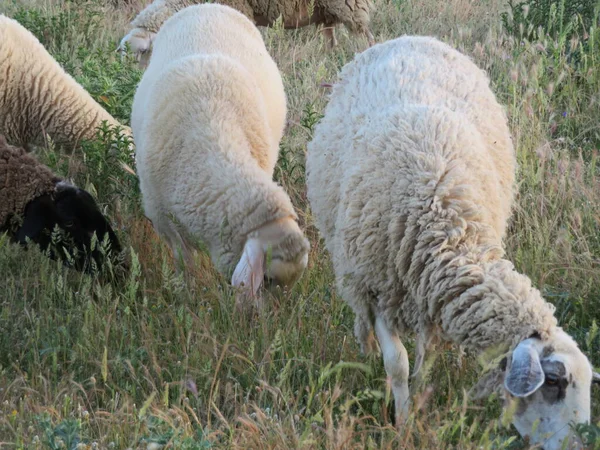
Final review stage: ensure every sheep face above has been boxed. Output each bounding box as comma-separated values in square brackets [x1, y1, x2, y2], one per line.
[503, 330, 596, 450]
[15, 182, 122, 271]
[263, 232, 310, 290]
[117, 28, 156, 68]
[232, 218, 309, 296]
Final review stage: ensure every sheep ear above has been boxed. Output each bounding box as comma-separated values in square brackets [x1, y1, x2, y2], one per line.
[593, 372, 600, 385]
[504, 340, 544, 397]
[232, 239, 264, 296]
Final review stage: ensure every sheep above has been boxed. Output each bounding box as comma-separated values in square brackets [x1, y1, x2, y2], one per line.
[117, 0, 374, 67]
[0, 135, 123, 272]
[0, 15, 131, 151]
[305, 35, 598, 450]
[132, 4, 309, 299]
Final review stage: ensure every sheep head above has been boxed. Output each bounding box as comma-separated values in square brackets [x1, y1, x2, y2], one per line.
[232, 217, 309, 298]
[117, 27, 155, 68]
[502, 329, 596, 450]
[15, 181, 122, 272]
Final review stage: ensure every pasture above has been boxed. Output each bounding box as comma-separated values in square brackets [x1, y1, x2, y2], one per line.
[0, 0, 599, 448]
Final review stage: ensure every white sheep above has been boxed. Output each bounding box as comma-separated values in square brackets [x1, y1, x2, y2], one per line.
[132, 4, 310, 298]
[306, 35, 598, 450]
[0, 15, 130, 151]
[117, 0, 374, 67]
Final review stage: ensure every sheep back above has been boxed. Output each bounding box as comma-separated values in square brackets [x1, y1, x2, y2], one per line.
[134, 4, 286, 170]
[0, 15, 124, 149]
[132, 4, 292, 273]
[306, 36, 520, 349]
[131, 0, 194, 32]
[0, 135, 59, 227]
[314, 0, 372, 33]
[131, 0, 256, 31]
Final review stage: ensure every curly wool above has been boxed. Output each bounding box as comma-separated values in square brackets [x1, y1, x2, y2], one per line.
[0, 135, 59, 226]
[132, 5, 299, 274]
[306, 36, 558, 360]
[0, 15, 129, 150]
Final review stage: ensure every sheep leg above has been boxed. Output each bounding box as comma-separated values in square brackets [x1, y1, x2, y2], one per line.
[374, 316, 410, 424]
[355, 315, 379, 355]
[154, 217, 194, 272]
[365, 29, 375, 47]
[323, 26, 338, 48]
[410, 330, 436, 395]
[171, 233, 194, 272]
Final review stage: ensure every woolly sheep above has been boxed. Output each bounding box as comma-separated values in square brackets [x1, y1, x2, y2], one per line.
[0, 15, 130, 151]
[117, 0, 374, 67]
[132, 4, 309, 298]
[0, 135, 122, 271]
[306, 35, 598, 450]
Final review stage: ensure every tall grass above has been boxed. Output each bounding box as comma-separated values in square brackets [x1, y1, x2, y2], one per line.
[0, 0, 599, 448]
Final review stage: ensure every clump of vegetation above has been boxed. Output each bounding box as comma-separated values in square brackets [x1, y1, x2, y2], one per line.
[501, 0, 600, 41]
[0, 0, 599, 448]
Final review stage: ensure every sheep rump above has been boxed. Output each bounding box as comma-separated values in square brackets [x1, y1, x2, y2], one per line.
[0, 15, 129, 150]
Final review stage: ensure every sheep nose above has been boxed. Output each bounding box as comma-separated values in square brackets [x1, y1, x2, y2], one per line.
[263, 274, 274, 287]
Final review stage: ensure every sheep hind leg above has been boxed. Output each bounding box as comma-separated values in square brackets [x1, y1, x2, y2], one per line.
[410, 331, 437, 396]
[323, 26, 338, 48]
[375, 316, 410, 425]
[355, 315, 379, 356]
[365, 29, 375, 47]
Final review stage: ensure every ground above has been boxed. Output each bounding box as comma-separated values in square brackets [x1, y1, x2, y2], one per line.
[0, 0, 599, 448]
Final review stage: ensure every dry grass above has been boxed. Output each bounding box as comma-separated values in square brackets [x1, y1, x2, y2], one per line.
[0, 0, 599, 448]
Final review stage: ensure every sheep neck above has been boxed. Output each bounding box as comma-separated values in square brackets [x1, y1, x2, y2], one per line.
[403, 200, 558, 356]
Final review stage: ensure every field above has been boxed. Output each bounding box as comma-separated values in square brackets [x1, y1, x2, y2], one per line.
[1, 0, 600, 448]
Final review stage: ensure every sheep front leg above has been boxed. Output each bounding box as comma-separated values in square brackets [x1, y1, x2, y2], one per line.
[154, 216, 194, 273]
[375, 316, 410, 424]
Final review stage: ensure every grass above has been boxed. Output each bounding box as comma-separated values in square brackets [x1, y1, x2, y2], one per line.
[1, 0, 600, 448]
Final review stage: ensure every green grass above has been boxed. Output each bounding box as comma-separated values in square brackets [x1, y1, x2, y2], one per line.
[1, 0, 600, 448]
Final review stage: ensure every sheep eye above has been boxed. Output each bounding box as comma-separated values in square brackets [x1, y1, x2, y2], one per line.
[64, 220, 75, 228]
[545, 376, 559, 386]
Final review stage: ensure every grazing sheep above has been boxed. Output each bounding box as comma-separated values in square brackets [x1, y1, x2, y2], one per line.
[132, 4, 309, 297]
[306, 35, 598, 450]
[0, 15, 131, 151]
[0, 135, 122, 271]
[117, 0, 374, 66]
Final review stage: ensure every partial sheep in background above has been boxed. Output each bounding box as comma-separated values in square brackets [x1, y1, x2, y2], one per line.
[118, 0, 374, 67]
[0, 135, 123, 272]
[0, 15, 131, 151]
[306, 35, 598, 450]
[132, 4, 309, 301]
